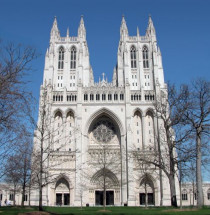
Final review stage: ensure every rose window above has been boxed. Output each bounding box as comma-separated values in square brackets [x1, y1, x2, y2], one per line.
[92, 120, 116, 143]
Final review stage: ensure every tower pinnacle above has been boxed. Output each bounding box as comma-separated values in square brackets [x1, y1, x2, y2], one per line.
[50, 16, 60, 42]
[78, 15, 86, 39]
[120, 15, 128, 40]
[146, 15, 156, 39]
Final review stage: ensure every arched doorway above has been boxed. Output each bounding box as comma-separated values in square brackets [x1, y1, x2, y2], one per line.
[55, 177, 70, 206]
[91, 168, 120, 206]
[139, 174, 155, 206]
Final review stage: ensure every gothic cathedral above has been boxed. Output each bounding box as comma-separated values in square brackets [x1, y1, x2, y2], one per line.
[32, 16, 178, 207]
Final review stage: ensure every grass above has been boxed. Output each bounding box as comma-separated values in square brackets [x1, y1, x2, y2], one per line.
[0, 206, 37, 215]
[0, 206, 210, 215]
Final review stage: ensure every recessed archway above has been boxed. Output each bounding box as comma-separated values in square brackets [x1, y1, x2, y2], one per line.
[55, 177, 70, 206]
[139, 174, 155, 206]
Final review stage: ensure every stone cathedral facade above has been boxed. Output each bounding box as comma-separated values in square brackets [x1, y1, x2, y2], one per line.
[32, 16, 177, 207]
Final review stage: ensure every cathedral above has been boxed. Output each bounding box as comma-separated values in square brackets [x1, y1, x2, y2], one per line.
[31, 15, 176, 207]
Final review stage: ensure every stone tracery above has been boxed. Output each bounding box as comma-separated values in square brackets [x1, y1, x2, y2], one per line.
[92, 119, 116, 143]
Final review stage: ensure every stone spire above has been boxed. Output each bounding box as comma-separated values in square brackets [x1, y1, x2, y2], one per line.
[120, 15, 129, 40]
[146, 15, 156, 40]
[50, 16, 60, 42]
[78, 15, 86, 40]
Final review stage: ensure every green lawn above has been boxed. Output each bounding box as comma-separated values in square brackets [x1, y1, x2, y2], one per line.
[0, 206, 210, 215]
[0, 206, 37, 215]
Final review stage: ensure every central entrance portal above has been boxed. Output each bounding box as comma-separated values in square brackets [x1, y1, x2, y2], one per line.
[95, 191, 114, 205]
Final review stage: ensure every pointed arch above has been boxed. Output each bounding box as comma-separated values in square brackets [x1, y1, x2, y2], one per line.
[133, 109, 143, 150]
[70, 46, 76, 69]
[54, 109, 63, 119]
[66, 109, 75, 118]
[145, 108, 155, 117]
[140, 173, 155, 189]
[142, 45, 149, 68]
[139, 173, 156, 205]
[84, 108, 124, 137]
[145, 109, 155, 150]
[133, 108, 143, 117]
[54, 174, 71, 206]
[55, 177, 70, 190]
[130, 45, 137, 68]
[91, 168, 120, 187]
[58, 46, 64, 69]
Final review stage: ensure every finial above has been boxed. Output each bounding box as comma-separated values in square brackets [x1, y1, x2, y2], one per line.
[80, 15, 84, 24]
[137, 26, 140, 37]
[66, 27, 69, 37]
[102, 73, 105, 81]
[148, 14, 153, 23]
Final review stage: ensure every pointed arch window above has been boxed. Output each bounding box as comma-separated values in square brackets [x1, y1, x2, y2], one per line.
[143, 46, 149, 68]
[70, 46, 76, 69]
[130, 46, 137, 68]
[58, 47, 64, 69]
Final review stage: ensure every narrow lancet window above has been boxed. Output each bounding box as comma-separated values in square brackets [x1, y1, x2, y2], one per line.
[58, 47, 64, 69]
[143, 46, 149, 68]
[70, 47, 76, 69]
[130, 46, 137, 68]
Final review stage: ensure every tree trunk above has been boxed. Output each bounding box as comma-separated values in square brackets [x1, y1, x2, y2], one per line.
[39, 142, 43, 211]
[196, 130, 203, 208]
[169, 174, 177, 207]
[21, 183, 26, 206]
[39, 182, 43, 211]
[80, 191, 83, 209]
[145, 182, 148, 208]
[179, 162, 182, 209]
[193, 181, 195, 206]
[29, 182, 31, 206]
[13, 188, 16, 206]
[179, 179, 182, 209]
[167, 127, 177, 208]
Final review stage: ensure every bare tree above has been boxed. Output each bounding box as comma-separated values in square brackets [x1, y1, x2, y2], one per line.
[31, 84, 77, 210]
[4, 154, 21, 206]
[184, 79, 210, 208]
[19, 134, 33, 206]
[3, 126, 32, 206]
[0, 42, 37, 178]
[132, 83, 193, 207]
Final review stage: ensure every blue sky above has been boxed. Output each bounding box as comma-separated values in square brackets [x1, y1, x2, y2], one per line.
[0, 0, 210, 180]
[1, 0, 210, 100]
